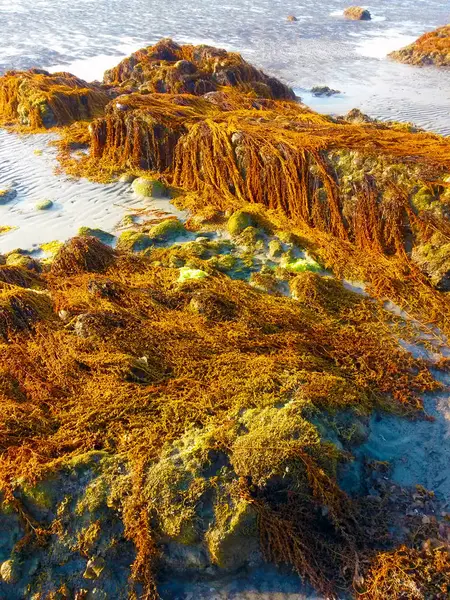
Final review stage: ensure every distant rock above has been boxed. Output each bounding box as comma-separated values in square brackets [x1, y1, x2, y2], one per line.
[344, 6, 371, 20]
[287, 15, 298, 22]
[389, 24, 450, 66]
[344, 108, 373, 123]
[311, 85, 341, 97]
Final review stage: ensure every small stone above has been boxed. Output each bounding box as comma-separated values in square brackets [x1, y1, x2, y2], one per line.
[119, 173, 136, 183]
[0, 558, 20, 584]
[422, 515, 431, 525]
[0, 188, 17, 205]
[287, 15, 298, 22]
[58, 309, 70, 321]
[83, 557, 105, 580]
[35, 199, 53, 210]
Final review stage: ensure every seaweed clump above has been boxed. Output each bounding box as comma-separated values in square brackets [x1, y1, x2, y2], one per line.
[389, 24, 450, 66]
[0, 69, 110, 129]
[0, 233, 442, 599]
[103, 38, 295, 100]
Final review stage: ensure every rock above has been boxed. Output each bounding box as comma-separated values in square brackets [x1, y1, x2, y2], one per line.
[0, 558, 21, 584]
[268, 239, 284, 258]
[311, 86, 341, 97]
[0, 187, 17, 205]
[78, 227, 115, 245]
[116, 231, 153, 252]
[389, 24, 450, 67]
[6, 252, 41, 272]
[343, 7, 371, 20]
[74, 312, 125, 338]
[132, 177, 168, 198]
[227, 211, 256, 237]
[344, 108, 373, 123]
[87, 279, 120, 300]
[412, 239, 450, 291]
[189, 291, 237, 321]
[51, 236, 116, 276]
[0, 70, 110, 129]
[35, 198, 53, 210]
[118, 173, 136, 183]
[148, 218, 186, 241]
[287, 15, 298, 22]
[83, 557, 106, 580]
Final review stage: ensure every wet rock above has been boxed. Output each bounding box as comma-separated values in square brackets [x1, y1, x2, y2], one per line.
[0, 557, 21, 584]
[0, 187, 17, 205]
[344, 6, 371, 20]
[287, 15, 298, 22]
[117, 231, 153, 252]
[227, 211, 256, 237]
[78, 226, 115, 245]
[132, 177, 168, 198]
[83, 556, 106, 580]
[35, 198, 53, 210]
[149, 218, 186, 241]
[311, 86, 340, 97]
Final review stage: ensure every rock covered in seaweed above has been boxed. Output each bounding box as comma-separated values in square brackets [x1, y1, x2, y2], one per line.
[51, 236, 116, 276]
[103, 38, 295, 100]
[0, 70, 110, 129]
[389, 24, 450, 66]
[343, 6, 371, 20]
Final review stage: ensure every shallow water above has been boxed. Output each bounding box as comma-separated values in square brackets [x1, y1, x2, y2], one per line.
[0, 0, 449, 133]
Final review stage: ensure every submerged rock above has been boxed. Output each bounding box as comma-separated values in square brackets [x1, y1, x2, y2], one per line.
[311, 85, 341, 97]
[0, 187, 17, 204]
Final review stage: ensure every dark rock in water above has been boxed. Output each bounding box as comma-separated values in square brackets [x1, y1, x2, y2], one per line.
[103, 38, 295, 100]
[311, 85, 341, 97]
[287, 15, 298, 22]
[344, 6, 372, 20]
[0, 187, 17, 205]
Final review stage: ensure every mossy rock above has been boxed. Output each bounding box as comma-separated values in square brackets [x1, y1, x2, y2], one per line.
[6, 252, 40, 272]
[78, 227, 115, 245]
[117, 231, 153, 252]
[281, 253, 322, 274]
[411, 186, 436, 212]
[0, 188, 17, 205]
[227, 211, 256, 237]
[40, 240, 64, 258]
[206, 497, 259, 570]
[148, 218, 185, 241]
[35, 198, 53, 210]
[268, 239, 284, 258]
[178, 267, 209, 283]
[20, 478, 58, 510]
[132, 177, 168, 198]
[119, 173, 136, 183]
[0, 557, 21, 584]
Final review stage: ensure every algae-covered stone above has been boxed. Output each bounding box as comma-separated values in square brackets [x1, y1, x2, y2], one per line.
[411, 186, 436, 212]
[117, 231, 153, 252]
[227, 211, 256, 237]
[132, 177, 168, 198]
[35, 199, 53, 210]
[83, 556, 106, 580]
[0, 557, 21, 584]
[268, 239, 284, 258]
[119, 173, 136, 183]
[206, 498, 259, 571]
[0, 188, 17, 205]
[281, 253, 322, 274]
[78, 227, 115, 245]
[178, 267, 209, 283]
[149, 218, 185, 241]
[6, 252, 40, 272]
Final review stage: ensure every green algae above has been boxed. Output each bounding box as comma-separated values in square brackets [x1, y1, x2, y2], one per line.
[227, 210, 256, 237]
[78, 227, 115, 245]
[132, 177, 168, 198]
[35, 199, 53, 210]
[117, 231, 153, 252]
[178, 266, 209, 283]
[148, 218, 185, 241]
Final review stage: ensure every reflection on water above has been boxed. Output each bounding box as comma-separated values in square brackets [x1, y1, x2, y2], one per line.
[0, 0, 449, 133]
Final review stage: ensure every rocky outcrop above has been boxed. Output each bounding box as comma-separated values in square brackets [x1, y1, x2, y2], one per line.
[343, 6, 371, 20]
[389, 24, 450, 66]
[0, 70, 110, 129]
[103, 38, 295, 100]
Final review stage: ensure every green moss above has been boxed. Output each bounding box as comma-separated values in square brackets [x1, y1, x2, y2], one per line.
[35, 199, 53, 210]
[117, 231, 153, 252]
[411, 186, 436, 211]
[178, 267, 209, 283]
[78, 227, 115, 245]
[227, 211, 255, 237]
[209, 253, 237, 272]
[40, 240, 63, 257]
[132, 177, 168, 198]
[148, 218, 185, 241]
[281, 253, 322, 274]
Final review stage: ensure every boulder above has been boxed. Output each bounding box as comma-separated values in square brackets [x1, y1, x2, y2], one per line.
[344, 6, 371, 20]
